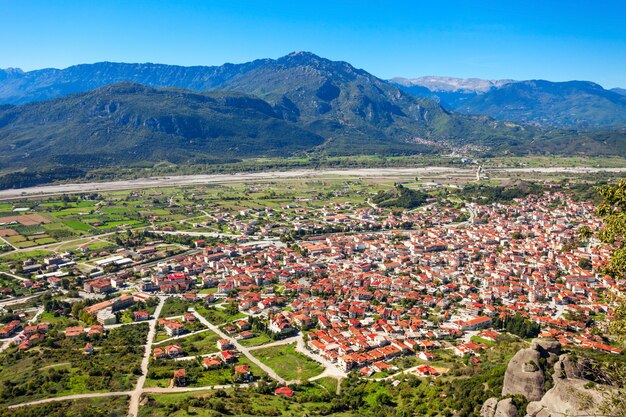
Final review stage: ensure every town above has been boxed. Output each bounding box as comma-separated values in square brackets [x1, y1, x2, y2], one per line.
[0, 173, 623, 416]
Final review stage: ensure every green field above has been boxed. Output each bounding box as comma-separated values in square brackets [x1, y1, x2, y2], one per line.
[238, 333, 273, 347]
[160, 297, 193, 317]
[254, 344, 323, 382]
[154, 329, 222, 355]
[63, 220, 93, 231]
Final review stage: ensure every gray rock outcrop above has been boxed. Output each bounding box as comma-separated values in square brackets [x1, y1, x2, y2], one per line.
[482, 339, 617, 417]
[480, 397, 519, 417]
[525, 378, 609, 417]
[501, 347, 545, 401]
[481, 397, 499, 417]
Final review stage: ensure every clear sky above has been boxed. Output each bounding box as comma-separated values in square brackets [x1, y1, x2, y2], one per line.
[2, 0, 625, 88]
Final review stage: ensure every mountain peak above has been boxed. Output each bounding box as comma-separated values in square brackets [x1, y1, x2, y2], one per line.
[278, 51, 327, 66]
[0, 67, 25, 80]
[285, 51, 321, 59]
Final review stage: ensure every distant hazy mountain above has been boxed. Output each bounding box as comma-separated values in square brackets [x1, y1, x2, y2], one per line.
[390, 76, 514, 108]
[0, 60, 270, 104]
[392, 76, 514, 93]
[392, 75, 626, 128]
[457, 80, 626, 128]
[612, 87, 626, 96]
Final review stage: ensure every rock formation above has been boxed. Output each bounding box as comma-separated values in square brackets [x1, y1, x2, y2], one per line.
[481, 339, 616, 417]
[481, 397, 520, 417]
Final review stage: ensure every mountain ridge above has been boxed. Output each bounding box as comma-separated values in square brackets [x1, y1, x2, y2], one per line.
[391, 76, 626, 128]
[1, 52, 625, 178]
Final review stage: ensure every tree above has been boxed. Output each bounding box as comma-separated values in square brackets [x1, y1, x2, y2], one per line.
[579, 225, 593, 240]
[598, 180, 626, 277]
[594, 180, 626, 416]
[578, 258, 592, 270]
[596, 180, 626, 343]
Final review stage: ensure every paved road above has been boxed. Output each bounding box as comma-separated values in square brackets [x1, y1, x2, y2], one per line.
[127, 296, 165, 417]
[0, 333, 21, 353]
[154, 230, 240, 238]
[0, 291, 47, 307]
[189, 308, 287, 384]
[0, 236, 16, 250]
[0, 270, 28, 281]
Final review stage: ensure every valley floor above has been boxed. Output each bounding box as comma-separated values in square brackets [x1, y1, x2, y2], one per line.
[3, 166, 626, 201]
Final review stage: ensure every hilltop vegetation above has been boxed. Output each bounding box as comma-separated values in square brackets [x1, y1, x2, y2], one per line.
[372, 184, 431, 209]
[458, 180, 547, 204]
[0, 83, 324, 171]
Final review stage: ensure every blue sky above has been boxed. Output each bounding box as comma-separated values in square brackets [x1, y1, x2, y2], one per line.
[2, 0, 625, 88]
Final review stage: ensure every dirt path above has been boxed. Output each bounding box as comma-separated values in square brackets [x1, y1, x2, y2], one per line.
[7, 391, 131, 409]
[127, 296, 165, 417]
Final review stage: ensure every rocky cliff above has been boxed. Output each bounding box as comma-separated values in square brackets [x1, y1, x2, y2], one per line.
[481, 339, 616, 417]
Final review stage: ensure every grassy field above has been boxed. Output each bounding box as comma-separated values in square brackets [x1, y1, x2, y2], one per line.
[154, 329, 222, 355]
[254, 344, 323, 382]
[160, 297, 193, 318]
[63, 220, 93, 232]
[195, 306, 247, 325]
[0, 249, 52, 262]
[237, 333, 273, 347]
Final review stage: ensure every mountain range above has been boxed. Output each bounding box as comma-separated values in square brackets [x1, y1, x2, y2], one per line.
[390, 76, 514, 109]
[0, 52, 625, 178]
[390, 76, 626, 128]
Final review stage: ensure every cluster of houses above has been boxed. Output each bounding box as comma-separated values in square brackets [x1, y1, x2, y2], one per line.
[163, 338, 253, 386]
[130, 191, 624, 373]
[6, 189, 622, 383]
